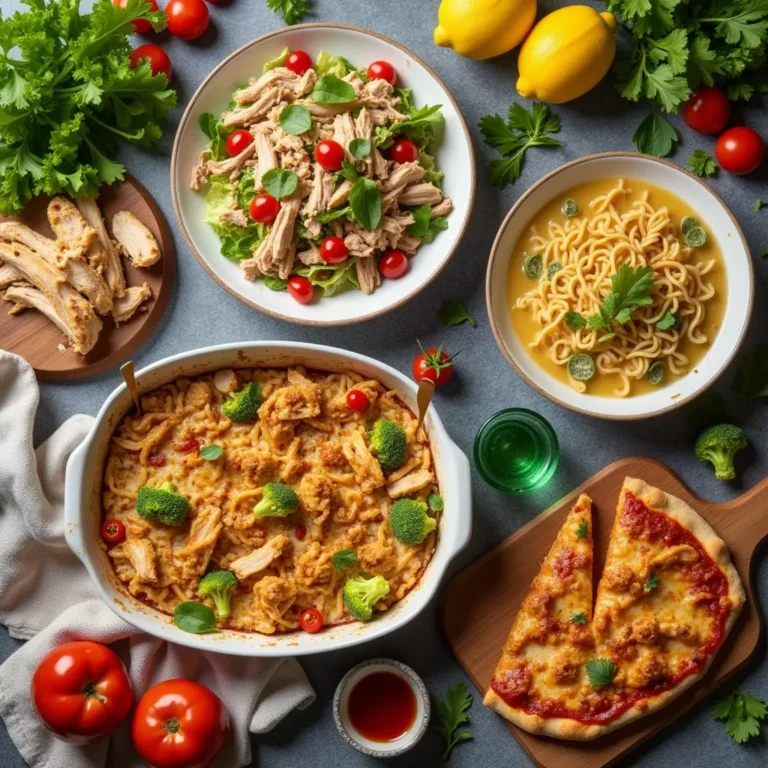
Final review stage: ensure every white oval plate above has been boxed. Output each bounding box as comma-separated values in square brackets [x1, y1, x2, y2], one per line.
[171, 24, 475, 326]
[487, 153, 754, 420]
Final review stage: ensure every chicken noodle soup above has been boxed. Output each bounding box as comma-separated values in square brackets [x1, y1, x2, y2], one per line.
[508, 178, 726, 397]
[102, 366, 439, 634]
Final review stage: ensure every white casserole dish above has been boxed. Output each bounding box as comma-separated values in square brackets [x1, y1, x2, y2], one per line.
[64, 342, 472, 656]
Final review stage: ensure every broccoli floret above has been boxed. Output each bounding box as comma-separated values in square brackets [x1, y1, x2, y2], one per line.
[389, 499, 437, 545]
[198, 570, 239, 619]
[695, 424, 748, 481]
[136, 482, 189, 526]
[343, 575, 390, 622]
[368, 418, 407, 470]
[253, 482, 299, 519]
[222, 382, 262, 422]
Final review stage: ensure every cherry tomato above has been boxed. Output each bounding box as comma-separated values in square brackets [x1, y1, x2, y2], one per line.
[129, 44, 172, 80]
[320, 236, 349, 264]
[101, 519, 126, 546]
[249, 193, 280, 224]
[32, 641, 133, 744]
[715, 126, 765, 175]
[378, 249, 409, 279]
[412, 343, 455, 388]
[113, 0, 158, 34]
[225, 129, 254, 158]
[148, 453, 167, 467]
[299, 608, 324, 633]
[682, 87, 731, 135]
[314, 139, 345, 172]
[286, 50, 313, 76]
[132, 680, 229, 768]
[367, 60, 397, 86]
[295, 524, 307, 541]
[389, 137, 419, 164]
[176, 437, 200, 453]
[346, 389, 369, 412]
[165, 0, 209, 41]
[288, 276, 314, 304]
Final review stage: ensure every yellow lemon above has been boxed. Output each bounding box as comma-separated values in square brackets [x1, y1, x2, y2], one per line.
[434, 0, 537, 61]
[516, 6, 617, 104]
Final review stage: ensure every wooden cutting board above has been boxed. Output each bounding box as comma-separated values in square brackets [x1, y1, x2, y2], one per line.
[442, 457, 768, 768]
[0, 176, 174, 380]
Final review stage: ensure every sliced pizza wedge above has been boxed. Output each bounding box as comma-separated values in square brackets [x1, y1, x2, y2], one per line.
[484, 493, 595, 739]
[586, 477, 745, 737]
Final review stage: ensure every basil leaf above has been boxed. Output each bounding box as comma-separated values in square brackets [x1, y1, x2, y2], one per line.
[349, 138, 371, 159]
[173, 601, 218, 634]
[331, 549, 358, 571]
[264, 276, 288, 291]
[311, 75, 356, 104]
[199, 444, 223, 460]
[279, 104, 312, 136]
[349, 177, 381, 231]
[339, 160, 359, 181]
[261, 168, 298, 199]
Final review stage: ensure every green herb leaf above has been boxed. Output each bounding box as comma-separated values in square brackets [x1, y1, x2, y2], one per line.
[407, 204, 448, 243]
[570, 612, 587, 625]
[261, 168, 298, 199]
[173, 601, 218, 634]
[435, 683, 473, 761]
[735, 345, 768, 399]
[279, 104, 312, 135]
[199, 444, 223, 460]
[375, 105, 444, 148]
[753, 199, 768, 212]
[713, 691, 767, 744]
[656, 311, 678, 330]
[311, 75, 356, 104]
[644, 572, 660, 592]
[565, 312, 585, 330]
[428, 492, 444, 512]
[263, 276, 288, 291]
[576, 521, 589, 538]
[687, 150, 718, 177]
[349, 138, 371, 159]
[338, 160, 360, 181]
[265, 0, 310, 25]
[585, 659, 616, 690]
[438, 298, 476, 328]
[587, 264, 654, 331]
[348, 177, 381, 230]
[632, 113, 679, 158]
[331, 549, 357, 571]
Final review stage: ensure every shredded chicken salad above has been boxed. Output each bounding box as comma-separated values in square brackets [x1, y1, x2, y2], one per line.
[192, 50, 452, 299]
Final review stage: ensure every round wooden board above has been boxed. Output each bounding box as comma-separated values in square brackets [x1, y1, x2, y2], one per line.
[0, 175, 175, 381]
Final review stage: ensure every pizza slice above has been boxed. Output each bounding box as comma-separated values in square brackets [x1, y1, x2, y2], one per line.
[484, 494, 595, 739]
[586, 477, 745, 736]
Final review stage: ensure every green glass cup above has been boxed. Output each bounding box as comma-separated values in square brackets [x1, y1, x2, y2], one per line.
[473, 408, 559, 495]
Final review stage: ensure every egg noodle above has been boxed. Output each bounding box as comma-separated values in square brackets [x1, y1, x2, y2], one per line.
[515, 179, 717, 396]
[102, 367, 438, 634]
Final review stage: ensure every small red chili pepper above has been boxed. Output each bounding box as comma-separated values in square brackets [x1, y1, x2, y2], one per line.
[295, 525, 307, 541]
[299, 608, 324, 633]
[101, 519, 126, 545]
[148, 453, 166, 467]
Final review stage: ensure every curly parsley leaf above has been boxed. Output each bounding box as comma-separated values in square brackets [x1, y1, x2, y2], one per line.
[687, 150, 719, 177]
[632, 112, 680, 158]
[479, 102, 562, 188]
[570, 612, 587, 625]
[588, 264, 654, 332]
[713, 691, 767, 744]
[266, 0, 310, 25]
[585, 659, 616, 691]
[438, 298, 477, 328]
[576, 520, 589, 538]
[435, 683, 473, 761]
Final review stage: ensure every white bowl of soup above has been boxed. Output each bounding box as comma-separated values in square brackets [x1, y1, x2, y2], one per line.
[63, 342, 472, 656]
[486, 153, 753, 420]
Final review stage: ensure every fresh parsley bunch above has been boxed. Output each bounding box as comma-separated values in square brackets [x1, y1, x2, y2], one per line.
[266, 0, 310, 25]
[0, 0, 176, 213]
[588, 264, 655, 341]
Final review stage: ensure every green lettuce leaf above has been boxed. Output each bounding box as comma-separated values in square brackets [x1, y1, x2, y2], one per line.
[296, 260, 359, 296]
[204, 175, 267, 261]
[263, 48, 290, 73]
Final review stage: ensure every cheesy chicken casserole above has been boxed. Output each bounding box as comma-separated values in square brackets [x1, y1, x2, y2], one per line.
[101, 365, 440, 635]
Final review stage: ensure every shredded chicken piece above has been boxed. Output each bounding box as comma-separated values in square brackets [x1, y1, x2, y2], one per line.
[332, 113, 357, 162]
[112, 283, 151, 325]
[299, 474, 336, 525]
[297, 245, 323, 266]
[354, 107, 389, 179]
[222, 86, 281, 127]
[296, 99, 360, 119]
[294, 542, 333, 587]
[47, 197, 96, 264]
[395, 234, 422, 255]
[399, 182, 443, 207]
[230, 534, 290, 580]
[381, 162, 425, 194]
[266, 382, 322, 421]
[431, 197, 453, 218]
[302, 162, 335, 219]
[329, 179, 353, 208]
[387, 469, 435, 499]
[357, 541, 397, 575]
[200, 139, 256, 185]
[236, 67, 317, 105]
[253, 126, 278, 185]
[112, 211, 161, 267]
[219, 209, 249, 228]
[4, 284, 73, 339]
[175, 505, 223, 578]
[355, 255, 381, 295]
[123, 538, 158, 583]
[0, 242, 101, 353]
[76, 196, 126, 298]
[342, 429, 385, 492]
[0, 263, 23, 289]
[229, 447, 278, 485]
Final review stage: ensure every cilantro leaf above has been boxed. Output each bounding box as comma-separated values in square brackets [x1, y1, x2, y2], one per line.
[632, 112, 679, 157]
[565, 311, 585, 330]
[588, 264, 654, 331]
[713, 690, 767, 745]
[435, 683, 473, 761]
[656, 311, 678, 330]
[585, 659, 616, 690]
[687, 150, 718, 177]
[570, 612, 587, 625]
[576, 520, 589, 538]
[265, 0, 310, 25]
[439, 298, 477, 328]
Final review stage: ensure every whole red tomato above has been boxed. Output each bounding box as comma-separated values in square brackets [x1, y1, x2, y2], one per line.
[715, 126, 765, 175]
[412, 343, 455, 387]
[166, 0, 209, 41]
[113, 0, 158, 34]
[682, 87, 730, 134]
[130, 44, 172, 80]
[32, 641, 133, 744]
[132, 680, 229, 768]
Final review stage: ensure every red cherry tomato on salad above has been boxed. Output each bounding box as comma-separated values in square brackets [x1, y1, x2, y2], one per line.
[346, 389, 369, 412]
[389, 137, 419, 164]
[682, 87, 730, 135]
[132, 680, 229, 768]
[129, 44, 172, 80]
[367, 60, 397, 86]
[225, 129, 254, 158]
[249, 193, 280, 224]
[320, 236, 349, 264]
[715, 126, 765, 175]
[412, 343, 455, 388]
[299, 608, 324, 633]
[101, 519, 126, 545]
[148, 453, 167, 467]
[295, 524, 307, 541]
[165, 0, 209, 41]
[288, 276, 314, 304]
[32, 641, 133, 744]
[286, 50, 313, 76]
[314, 140, 345, 172]
[378, 249, 409, 279]
[113, 0, 158, 34]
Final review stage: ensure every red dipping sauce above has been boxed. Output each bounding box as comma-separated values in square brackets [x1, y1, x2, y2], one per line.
[348, 671, 417, 742]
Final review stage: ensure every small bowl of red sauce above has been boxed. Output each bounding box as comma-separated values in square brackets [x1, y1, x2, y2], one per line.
[333, 658, 430, 758]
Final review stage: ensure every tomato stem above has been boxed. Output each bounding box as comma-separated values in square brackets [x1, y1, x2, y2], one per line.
[164, 717, 182, 735]
[84, 682, 107, 704]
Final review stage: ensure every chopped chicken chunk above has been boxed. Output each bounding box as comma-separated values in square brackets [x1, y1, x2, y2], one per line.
[0, 263, 23, 289]
[47, 197, 96, 263]
[387, 469, 435, 499]
[299, 474, 336, 525]
[355, 255, 381, 295]
[175, 506, 223, 578]
[431, 197, 453, 218]
[124, 538, 158, 583]
[253, 126, 278, 184]
[222, 87, 281, 127]
[398, 182, 443, 207]
[342, 429, 385, 493]
[76, 196, 126, 298]
[357, 541, 397, 576]
[112, 211, 161, 267]
[4, 284, 74, 340]
[264, 382, 322, 421]
[230, 534, 290, 580]
[112, 283, 151, 325]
